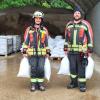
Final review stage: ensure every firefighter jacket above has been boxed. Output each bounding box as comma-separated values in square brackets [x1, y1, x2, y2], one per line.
[22, 26, 49, 56]
[64, 20, 93, 53]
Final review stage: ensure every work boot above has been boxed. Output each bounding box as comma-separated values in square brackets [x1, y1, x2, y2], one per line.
[79, 83, 86, 92]
[38, 82, 45, 91]
[30, 83, 36, 92]
[67, 78, 78, 89]
[67, 81, 78, 89]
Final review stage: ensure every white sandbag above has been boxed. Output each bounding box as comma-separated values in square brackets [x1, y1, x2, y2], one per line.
[44, 58, 51, 81]
[86, 57, 94, 79]
[58, 56, 70, 75]
[17, 57, 30, 78]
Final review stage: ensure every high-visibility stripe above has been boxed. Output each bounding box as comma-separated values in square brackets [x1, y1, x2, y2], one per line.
[68, 44, 88, 52]
[70, 74, 77, 78]
[31, 78, 37, 82]
[67, 25, 87, 30]
[37, 78, 44, 82]
[27, 48, 46, 55]
[68, 44, 82, 48]
[78, 78, 86, 82]
[88, 43, 93, 47]
[22, 43, 28, 48]
[41, 31, 46, 43]
[46, 47, 49, 49]
[73, 30, 77, 45]
[64, 42, 68, 45]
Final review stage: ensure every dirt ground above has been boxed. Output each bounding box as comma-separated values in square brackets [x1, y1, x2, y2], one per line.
[0, 53, 100, 100]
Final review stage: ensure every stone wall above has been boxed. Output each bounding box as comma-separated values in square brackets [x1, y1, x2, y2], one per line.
[0, 7, 73, 40]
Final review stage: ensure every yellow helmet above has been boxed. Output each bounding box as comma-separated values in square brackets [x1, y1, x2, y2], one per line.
[32, 11, 44, 18]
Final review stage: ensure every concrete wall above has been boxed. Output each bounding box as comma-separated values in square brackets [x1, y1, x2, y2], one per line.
[87, 2, 100, 55]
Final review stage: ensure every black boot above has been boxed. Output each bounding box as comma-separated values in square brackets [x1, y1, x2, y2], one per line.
[30, 83, 36, 92]
[38, 82, 45, 91]
[79, 82, 86, 92]
[67, 78, 78, 89]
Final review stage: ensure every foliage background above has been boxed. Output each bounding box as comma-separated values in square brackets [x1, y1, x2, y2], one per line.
[0, 0, 73, 10]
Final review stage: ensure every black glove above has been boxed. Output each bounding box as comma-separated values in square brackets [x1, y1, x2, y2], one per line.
[22, 48, 27, 54]
[81, 53, 88, 67]
[46, 49, 51, 56]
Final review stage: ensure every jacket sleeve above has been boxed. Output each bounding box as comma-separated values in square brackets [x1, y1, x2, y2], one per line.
[43, 27, 50, 54]
[64, 24, 69, 51]
[85, 21, 93, 53]
[22, 27, 30, 49]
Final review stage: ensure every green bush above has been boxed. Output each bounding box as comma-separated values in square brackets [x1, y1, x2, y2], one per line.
[0, 0, 73, 10]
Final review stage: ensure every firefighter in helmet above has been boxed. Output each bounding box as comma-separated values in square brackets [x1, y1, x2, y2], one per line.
[22, 10, 50, 91]
[64, 8, 93, 92]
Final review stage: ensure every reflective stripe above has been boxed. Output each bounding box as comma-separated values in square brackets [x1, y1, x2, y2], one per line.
[27, 48, 34, 55]
[68, 25, 87, 30]
[70, 74, 77, 78]
[88, 43, 93, 47]
[73, 30, 77, 45]
[37, 78, 44, 82]
[68, 44, 82, 48]
[27, 48, 46, 55]
[64, 42, 68, 45]
[68, 44, 87, 52]
[46, 47, 49, 49]
[22, 43, 28, 48]
[31, 78, 37, 82]
[82, 44, 88, 52]
[78, 78, 86, 82]
[38, 37, 41, 48]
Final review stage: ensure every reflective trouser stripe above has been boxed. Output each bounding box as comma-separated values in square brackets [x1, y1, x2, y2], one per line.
[78, 78, 86, 82]
[31, 78, 37, 83]
[37, 78, 44, 82]
[31, 78, 44, 82]
[70, 74, 77, 78]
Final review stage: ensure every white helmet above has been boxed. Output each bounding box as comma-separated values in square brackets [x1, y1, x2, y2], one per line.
[32, 11, 44, 18]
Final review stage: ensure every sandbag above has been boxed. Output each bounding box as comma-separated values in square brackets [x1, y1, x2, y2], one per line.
[86, 56, 94, 79]
[58, 55, 70, 75]
[17, 57, 30, 78]
[44, 58, 51, 81]
[58, 56, 94, 79]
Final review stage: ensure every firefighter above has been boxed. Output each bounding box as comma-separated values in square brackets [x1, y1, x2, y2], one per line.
[22, 10, 50, 92]
[64, 8, 93, 92]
